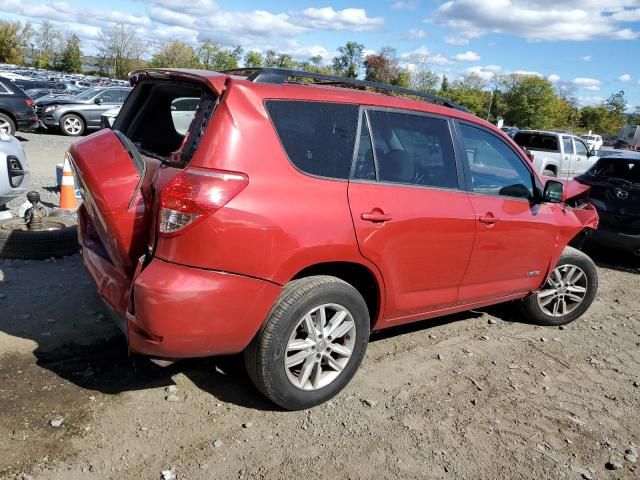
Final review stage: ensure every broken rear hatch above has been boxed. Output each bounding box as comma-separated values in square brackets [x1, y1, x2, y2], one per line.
[69, 69, 227, 314]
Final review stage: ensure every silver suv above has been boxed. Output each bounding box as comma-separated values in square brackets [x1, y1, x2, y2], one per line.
[35, 87, 131, 136]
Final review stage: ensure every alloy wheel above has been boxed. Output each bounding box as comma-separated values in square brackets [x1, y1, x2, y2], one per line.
[0, 118, 11, 134]
[536, 264, 588, 317]
[63, 117, 82, 135]
[284, 303, 356, 391]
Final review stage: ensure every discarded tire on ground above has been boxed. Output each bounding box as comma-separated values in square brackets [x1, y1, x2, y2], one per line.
[0, 216, 79, 259]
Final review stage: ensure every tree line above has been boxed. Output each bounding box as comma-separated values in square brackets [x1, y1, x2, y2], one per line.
[1, 20, 638, 136]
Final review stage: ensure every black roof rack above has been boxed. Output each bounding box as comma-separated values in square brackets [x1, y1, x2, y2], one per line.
[223, 67, 467, 112]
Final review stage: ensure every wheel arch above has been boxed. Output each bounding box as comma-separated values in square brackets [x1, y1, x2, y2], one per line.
[291, 261, 384, 328]
[60, 111, 87, 124]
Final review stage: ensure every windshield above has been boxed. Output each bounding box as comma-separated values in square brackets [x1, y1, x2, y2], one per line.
[590, 159, 640, 183]
[73, 88, 101, 100]
[513, 132, 559, 152]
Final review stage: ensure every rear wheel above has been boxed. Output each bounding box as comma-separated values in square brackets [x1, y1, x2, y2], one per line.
[245, 276, 370, 410]
[60, 114, 85, 136]
[520, 247, 597, 326]
[0, 113, 16, 135]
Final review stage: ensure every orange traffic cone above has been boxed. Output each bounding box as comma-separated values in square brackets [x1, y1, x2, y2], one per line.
[59, 156, 78, 210]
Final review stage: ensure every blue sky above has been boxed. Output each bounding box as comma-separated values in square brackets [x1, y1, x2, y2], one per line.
[1, 0, 639, 106]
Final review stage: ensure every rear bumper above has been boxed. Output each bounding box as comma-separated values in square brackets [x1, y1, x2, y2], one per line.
[81, 244, 283, 358]
[15, 111, 38, 130]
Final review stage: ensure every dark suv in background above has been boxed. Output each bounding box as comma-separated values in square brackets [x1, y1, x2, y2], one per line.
[0, 77, 37, 135]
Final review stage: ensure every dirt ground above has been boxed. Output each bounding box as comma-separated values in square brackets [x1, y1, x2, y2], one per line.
[1, 133, 640, 480]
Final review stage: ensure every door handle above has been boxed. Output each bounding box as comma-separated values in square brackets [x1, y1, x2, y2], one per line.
[479, 214, 498, 225]
[361, 211, 392, 222]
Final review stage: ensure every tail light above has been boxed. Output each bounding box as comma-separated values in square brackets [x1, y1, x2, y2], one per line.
[158, 167, 248, 236]
[24, 98, 34, 108]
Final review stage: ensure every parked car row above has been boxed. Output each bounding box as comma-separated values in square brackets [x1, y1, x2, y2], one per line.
[0, 63, 131, 136]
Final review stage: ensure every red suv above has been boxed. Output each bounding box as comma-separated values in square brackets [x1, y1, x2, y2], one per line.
[70, 68, 599, 410]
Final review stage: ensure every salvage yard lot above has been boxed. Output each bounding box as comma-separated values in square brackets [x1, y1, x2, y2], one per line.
[1, 133, 640, 480]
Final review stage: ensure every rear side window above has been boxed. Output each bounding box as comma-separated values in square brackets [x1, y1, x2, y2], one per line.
[266, 101, 359, 179]
[366, 110, 458, 188]
[513, 132, 559, 152]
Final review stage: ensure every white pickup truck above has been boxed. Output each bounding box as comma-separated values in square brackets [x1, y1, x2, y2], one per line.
[513, 130, 598, 178]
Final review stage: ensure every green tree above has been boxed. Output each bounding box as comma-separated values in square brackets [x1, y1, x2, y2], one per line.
[411, 69, 439, 93]
[59, 34, 82, 73]
[263, 50, 295, 68]
[151, 41, 198, 68]
[244, 50, 263, 68]
[197, 41, 242, 70]
[34, 20, 62, 69]
[332, 41, 364, 78]
[98, 25, 146, 79]
[498, 74, 557, 129]
[580, 105, 610, 132]
[0, 21, 28, 64]
[440, 75, 449, 92]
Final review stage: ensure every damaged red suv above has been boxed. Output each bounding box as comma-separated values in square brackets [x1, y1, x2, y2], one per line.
[70, 68, 599, 410]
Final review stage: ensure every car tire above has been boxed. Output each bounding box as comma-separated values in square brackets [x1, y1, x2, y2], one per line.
[520, 247, 598, 326]
[60, 114, 85, 136]
[0, 113, 16, 135]
[245, 275, 370, 410]
[0, 216, 79, 259]
[542, 169, 556, 177]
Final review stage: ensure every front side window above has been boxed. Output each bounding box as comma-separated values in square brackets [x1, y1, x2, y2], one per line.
[366, 110, 458, 188]
[266, 101, 359, 180]
[562, 136, 574, 154]
[98, 90, 121, 103]
[459, 123, 534, 200]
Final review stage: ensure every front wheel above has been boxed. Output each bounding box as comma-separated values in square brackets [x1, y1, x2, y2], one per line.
[520, 247, 598, 326]
[245, 276, 370, 410]
[60, 114, 85, 136]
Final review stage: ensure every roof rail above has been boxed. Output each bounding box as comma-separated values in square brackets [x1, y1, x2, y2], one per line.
[223, 67, 467, 111]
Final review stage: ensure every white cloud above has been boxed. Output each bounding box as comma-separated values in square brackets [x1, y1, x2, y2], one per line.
[618, 73, 632, 81]
[408, 28, 426, 39]
[0, 1, 384, 55]
[391, 0, 419, 10]
[572, 77, 601, 91]
[432, 0, 640, 42]
[466, 64, 502, 80]
[445, 36, 469, 45]
[453, 50, 480, 61]
[577, 96, 604, 107]
[548, 74, 561, 82]
[299, 7, 384, 31]
[512, 70, 542, 76]
[401, 46, 452, 65]
[581, 55, 592, 61]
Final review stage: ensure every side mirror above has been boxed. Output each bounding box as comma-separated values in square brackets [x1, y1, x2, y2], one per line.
[94, 97, 103, 105]
[543, 180, 564, 203]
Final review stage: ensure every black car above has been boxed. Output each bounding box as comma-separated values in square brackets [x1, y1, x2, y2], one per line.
[576, 151, 640, 255]
[614, 139, 630, 150]
[0, 77, 37, 135]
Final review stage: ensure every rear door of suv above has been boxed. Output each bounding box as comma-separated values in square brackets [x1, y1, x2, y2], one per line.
[348, 108, 476, 323]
